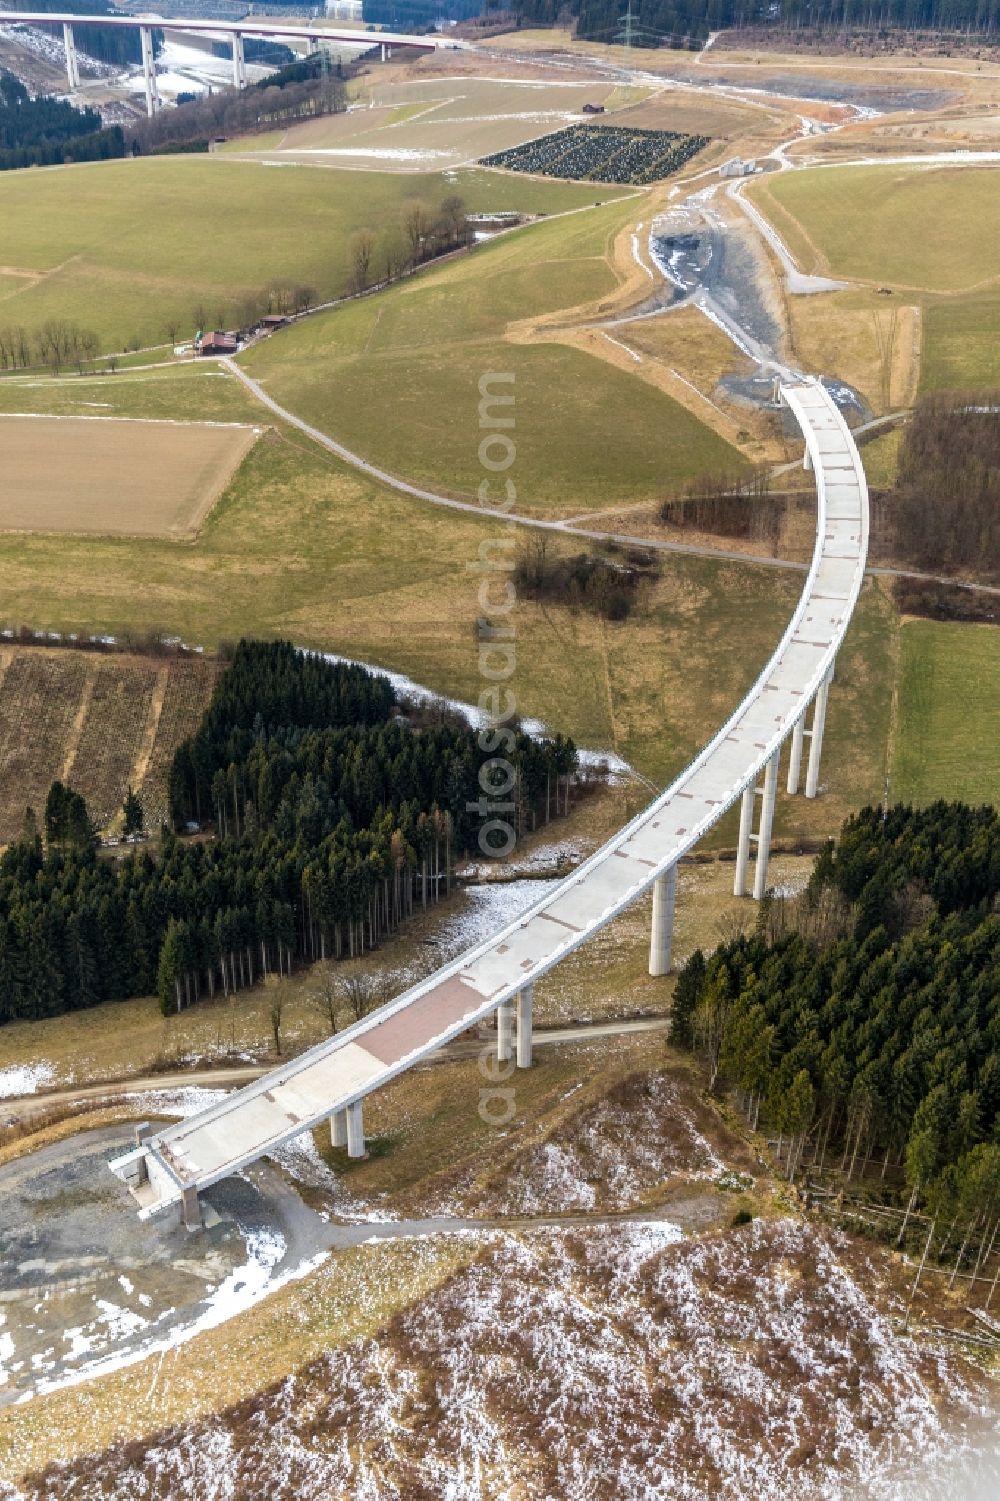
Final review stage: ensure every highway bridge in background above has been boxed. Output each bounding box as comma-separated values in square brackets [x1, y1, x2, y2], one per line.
[0, 11, 457, 113]
[110, 379, 870, 1229]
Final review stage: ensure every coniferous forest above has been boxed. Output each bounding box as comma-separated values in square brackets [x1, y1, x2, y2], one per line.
[0, 641, 578, 1025]
[0, 72, 124, 173]
[509, 0, 1000, 48]
[671, 802, 1000, 1228]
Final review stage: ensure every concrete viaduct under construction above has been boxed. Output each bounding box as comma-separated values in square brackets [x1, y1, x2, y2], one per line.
[0, 12, 453, 115]
[111, 378, 870, 1229]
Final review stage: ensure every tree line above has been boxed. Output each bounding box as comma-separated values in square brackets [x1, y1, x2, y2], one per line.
[670, 802, 999, 1277]
[0, 318, 100, 372]
[508, 0, 1000, 48]
[513, 535, 660, 620]
[127, 53, 349, 158]
[348, 195, 472, 296]
[0, 70, 124, 174]
[659, 466, 778, 547]
[0, 641, 578, 1025]
[884, 392, 1000, 581]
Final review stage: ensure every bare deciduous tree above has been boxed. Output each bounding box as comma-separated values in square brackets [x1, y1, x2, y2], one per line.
[350, 229, 375, 294]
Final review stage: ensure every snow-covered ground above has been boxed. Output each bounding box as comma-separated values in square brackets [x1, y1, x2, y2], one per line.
[319, 648, 633, 780]
[0, 1063, 54, 1099]
[16, 1217, 991, 1499]
[23, 1223, 320, 1403]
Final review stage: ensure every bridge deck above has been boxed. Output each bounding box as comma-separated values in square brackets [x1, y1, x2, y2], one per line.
[112, 380, 868, 1216]
[0, 14, 448, 48]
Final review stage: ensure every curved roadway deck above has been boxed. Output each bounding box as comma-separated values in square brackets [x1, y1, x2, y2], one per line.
[113, 379, 869, 1218]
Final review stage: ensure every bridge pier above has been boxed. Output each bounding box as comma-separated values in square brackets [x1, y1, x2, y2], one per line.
[648, 864, 677, 977]
[803, 444, 813, 472]
[734, 783, 754, 897]
[734, 746, 780, 899]
[516, 985, 533, 1069]
[330, 1108, 348, 1148]
[346, 1100, 365, 1158]
[140, 25, 159, 117]
[753, 748, 780, 901]
[231, 32, 247, 89]
[786, 713, 806, 794]
[62, 24, 80, 91]
[497, 997, 514, 1063]
[805, 667, 833, 799]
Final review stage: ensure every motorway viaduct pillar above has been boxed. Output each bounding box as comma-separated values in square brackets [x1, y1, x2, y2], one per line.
[497, 996, 514, 1063]
[805, 666, 833, 799]
[140, 26, 159, 117]
[733, 656, 835, 895]
[733, 746, 780, 900]
[516, 986, 533, 1069]
[648, 864, 678, 977]
[62, 24, 80, 91]
[786, 714, 806, 795]
[346, 1100, 365, 1158]
[231, 32, 247, 90]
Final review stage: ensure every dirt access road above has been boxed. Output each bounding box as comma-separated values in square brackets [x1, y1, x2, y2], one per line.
[1, 1017, 670, 1124]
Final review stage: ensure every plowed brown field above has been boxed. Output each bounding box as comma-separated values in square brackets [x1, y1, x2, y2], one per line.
[0, 414, 260, 539]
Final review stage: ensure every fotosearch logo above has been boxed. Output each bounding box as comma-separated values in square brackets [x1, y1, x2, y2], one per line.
[472, 370, 518, 1126]
[468, 371, 518, 861]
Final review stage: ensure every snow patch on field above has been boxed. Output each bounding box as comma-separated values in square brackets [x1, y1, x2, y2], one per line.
[283, 147, 453, 162]
[0, 1061, 55, 1099]
[268, 1129, 399, 1224]
[453, 1072, 733, 1218]
[32, 1219, 992, 1498]
[319, 648, 633, 779]
[28, 1222, 311, 1403]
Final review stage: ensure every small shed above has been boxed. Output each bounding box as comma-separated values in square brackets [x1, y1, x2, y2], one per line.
[581, 102, 605, 114]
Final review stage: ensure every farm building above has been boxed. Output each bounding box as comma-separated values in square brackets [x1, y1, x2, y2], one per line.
[199, 331, 238, 356]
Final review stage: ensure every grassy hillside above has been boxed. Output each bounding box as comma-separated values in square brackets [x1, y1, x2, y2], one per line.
[241, 200, 742, 513]
[0, 357, 891, 825]
[920, 289, 1000, 390]
[892, 618, 1000, 805]
[750, 164, 1000, 293]
[0, 157, 619, 352]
